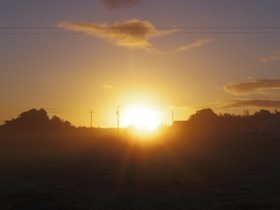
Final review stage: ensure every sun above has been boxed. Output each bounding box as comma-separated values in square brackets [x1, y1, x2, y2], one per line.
[123, 106, 160, 131]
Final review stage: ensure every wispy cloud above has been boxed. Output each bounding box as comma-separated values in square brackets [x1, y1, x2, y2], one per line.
[168, 106, 195, 110]
[103, 84, 118, 89]
[224, 79, 280, 95]
[260, 55, 280, 63]
[222, 99, 280, 109]
[259, 51, 280, 63]
[175, 39, 213, 53]
[101, 0, 141, 10]
[58, 19, 176, 49]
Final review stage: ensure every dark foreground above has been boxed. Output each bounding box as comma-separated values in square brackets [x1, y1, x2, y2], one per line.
[0, 131, 280, 210]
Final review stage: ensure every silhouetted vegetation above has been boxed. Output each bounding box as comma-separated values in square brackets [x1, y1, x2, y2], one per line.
[0, 109, 73, 134]
[172, 108, 280, 139]
[1, 108, 279, 137]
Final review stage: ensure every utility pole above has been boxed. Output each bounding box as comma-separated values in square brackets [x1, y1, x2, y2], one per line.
[172, 110, 174, 125]
[116, 106, 120, 136]
[90, 110, 93, 128]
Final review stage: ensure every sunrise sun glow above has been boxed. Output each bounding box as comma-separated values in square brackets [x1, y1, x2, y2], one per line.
[123, 106, 160, 131]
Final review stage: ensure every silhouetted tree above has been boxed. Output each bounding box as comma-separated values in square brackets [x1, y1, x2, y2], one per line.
[187, 109, 220, 137]
[3, 109, 49, 130]
[2, 109, 72, 132]
[188, 108, 218, 124]
[253, 109, 272, 121]
[50, 115, 72, 129]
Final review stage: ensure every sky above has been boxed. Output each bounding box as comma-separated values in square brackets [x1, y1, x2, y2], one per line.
[1, 0, 280, 127]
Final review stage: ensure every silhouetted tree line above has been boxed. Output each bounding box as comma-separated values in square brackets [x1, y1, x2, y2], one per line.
[0, 109, 72, 133]
[1, 108, 279, 138]
[173, 108, 280, 138]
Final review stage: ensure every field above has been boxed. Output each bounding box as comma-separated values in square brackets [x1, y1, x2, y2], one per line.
[0, 130, 280, 209]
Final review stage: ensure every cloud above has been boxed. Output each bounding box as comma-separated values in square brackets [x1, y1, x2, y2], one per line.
[222, 99, 280, 109]
[168, 106, 195, 110]
[103, 84, 118, 89]
[58, 19, 176, 49]
[259, 51, 280, 63]
[101, 0, 141, 10]
[175, 39, 213, 53]
[224, 79, 280, 95]
[260, 55, 280, 63]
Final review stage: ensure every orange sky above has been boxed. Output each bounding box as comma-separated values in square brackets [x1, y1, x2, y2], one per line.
[1, 0, 280, 127]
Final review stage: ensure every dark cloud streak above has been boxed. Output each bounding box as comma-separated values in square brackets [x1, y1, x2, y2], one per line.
[224, 79, 280, 95]
[102, 0, 141, 10]
[223, 99, 280, 109]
